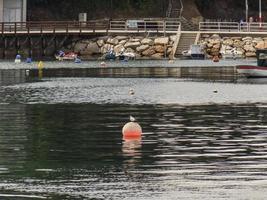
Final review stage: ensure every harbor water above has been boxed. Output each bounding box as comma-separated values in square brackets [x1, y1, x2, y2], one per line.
[0, 61, 267, 200]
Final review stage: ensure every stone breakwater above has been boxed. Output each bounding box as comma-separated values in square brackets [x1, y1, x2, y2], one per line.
[199, 34, 267, 58]
[72, 35, 177, 60]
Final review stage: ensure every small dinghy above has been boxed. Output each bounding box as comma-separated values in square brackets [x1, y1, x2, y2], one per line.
[237, 49, 267, 78]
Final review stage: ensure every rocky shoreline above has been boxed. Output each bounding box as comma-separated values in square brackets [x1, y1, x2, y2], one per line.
[199, 34, 267, 59]
[71, 35, 176, 60]
[70, 33, 266, 60]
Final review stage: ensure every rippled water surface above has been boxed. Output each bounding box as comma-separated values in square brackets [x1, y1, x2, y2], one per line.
[1, 74, 267, 199]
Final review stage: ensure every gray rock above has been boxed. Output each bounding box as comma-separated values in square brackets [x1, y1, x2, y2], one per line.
[151, 53, 164, 59]
[136, 45, 149, 52]
[115, 36, 129, 41]
[119, 40, 128, 45]
[81, 42, 100, 55]
[124, 41, 141, 49]
[129, 38, 141, 42]
[170, 35, 177, 42]
[106, 38, 119, 45]
[114, 44, 125, 54]
[100, 44, 113, 54]
[97, 39, 105, 47]
[154, 37, 169, 45]
[154, 45, 166, 53]
[141, 38, 154, 45]
[74, 42, 88, 53]
[142, 47, 156, 56]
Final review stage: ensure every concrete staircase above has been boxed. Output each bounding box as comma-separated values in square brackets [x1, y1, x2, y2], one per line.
[180, 17, 198, 31]
[175, 32, 198, 55]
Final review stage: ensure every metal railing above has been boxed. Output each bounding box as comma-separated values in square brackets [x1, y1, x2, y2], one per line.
[0, 20, 109, 34]
[240, 22, 267, 32]
[110, 19, 181, 33]
[199, 21, 267, 32]
[0, 19, 181, 35]
[199, 22, 240, 32]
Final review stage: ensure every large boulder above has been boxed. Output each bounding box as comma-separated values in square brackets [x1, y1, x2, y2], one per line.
[245, 52, 256, 57]
[74, 42, 88, 53]
[81, 42, 100, 55]
[170, 35, 177, 42]
[222, 39, 234, 46]
[114, 44, 125, 54]
[233, 40, 244, 48]
[209, 39, 221, 45]
[243, 44, 256, 52]
[154, 37, 169, 45]
[142, 47, 156, 56]
[141, 38, 154, 45]
[124, 41, 141, 49]
[255, 41, 265, 49]
[125, 48, 135, 53]
[97, 39, 105, 47]
[115, 36, 129, 41]
[136, 45, 149, 52]
[100, 44, 113, 54]
[119, 40, 128, 45]
[151, 53, 164, 59]
[252, 37, 263, 43]
[106, 38, 119, 45]
[213, 44, 221, 49]
[167, 47, 173, 55]
[210, 34, 221, 39]
[242, 37, 253, 41]
[129, 38, 141, 42]
[231, 37, 242, 40]
[154, 45, 166, 53]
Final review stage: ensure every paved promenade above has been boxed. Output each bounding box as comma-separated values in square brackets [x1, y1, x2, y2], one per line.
[0, 59, 257, 70]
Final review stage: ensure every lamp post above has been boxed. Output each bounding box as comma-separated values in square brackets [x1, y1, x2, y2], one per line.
[259, 0, 262, 24]
[246, 0, 248, 22]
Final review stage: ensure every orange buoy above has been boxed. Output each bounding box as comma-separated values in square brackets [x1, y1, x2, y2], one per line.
[122, 122, 142, 140]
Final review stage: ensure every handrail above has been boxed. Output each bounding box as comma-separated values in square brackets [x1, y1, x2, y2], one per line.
[199, 21, 267, 32]
[0, 19, 180, 34]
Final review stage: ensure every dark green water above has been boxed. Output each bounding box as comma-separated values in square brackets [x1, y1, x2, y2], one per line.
[0, 70, 267, 199]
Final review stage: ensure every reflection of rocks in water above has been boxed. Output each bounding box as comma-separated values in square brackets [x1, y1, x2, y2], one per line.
[122, 139, 142, 168]
[0, 104, 27, 169]
[0, 69, 27, 86]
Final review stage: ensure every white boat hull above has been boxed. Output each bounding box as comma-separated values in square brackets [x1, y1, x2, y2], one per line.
[237, 65, 267, 78]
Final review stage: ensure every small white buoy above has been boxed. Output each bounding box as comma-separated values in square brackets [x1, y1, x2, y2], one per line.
[129, 89, 135, 96]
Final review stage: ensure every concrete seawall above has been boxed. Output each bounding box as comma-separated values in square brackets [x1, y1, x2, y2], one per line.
[29, 65, 237, 80]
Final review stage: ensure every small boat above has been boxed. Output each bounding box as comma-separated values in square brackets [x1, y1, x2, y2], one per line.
[55, 51, 77, 61]
[237, 49, 267, 78]
[15, 54, 21, 63]
[105, 49, 116, 60]
[182, 44, 205, 59]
